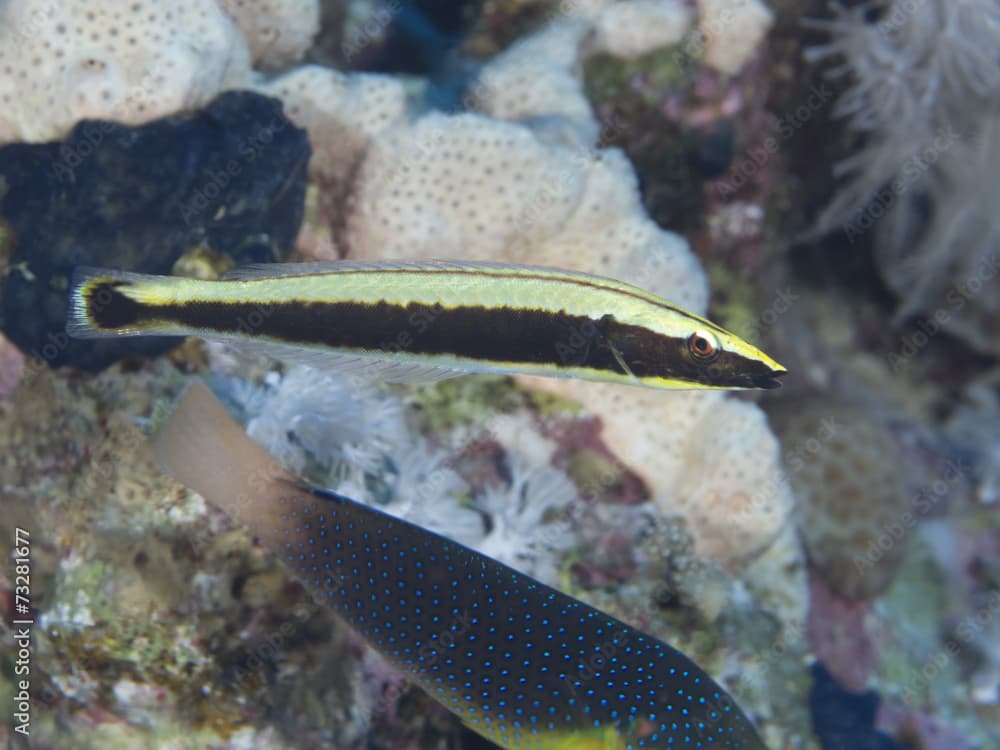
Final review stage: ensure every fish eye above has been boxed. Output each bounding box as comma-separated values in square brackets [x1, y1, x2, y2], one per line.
[687, 330, 720, 362]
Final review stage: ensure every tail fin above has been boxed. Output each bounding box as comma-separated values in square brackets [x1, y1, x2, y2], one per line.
[66, 266, 180, 339]
[156, 381, 297, 535]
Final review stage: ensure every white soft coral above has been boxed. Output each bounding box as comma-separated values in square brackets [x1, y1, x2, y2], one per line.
[243, 366, 406, 475]
[807, 0, 1000, 351]
[474, 456, 579, 585]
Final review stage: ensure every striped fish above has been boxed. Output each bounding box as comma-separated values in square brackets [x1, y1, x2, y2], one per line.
[67, 261, 785, 390]
[159, 381, 769, 749]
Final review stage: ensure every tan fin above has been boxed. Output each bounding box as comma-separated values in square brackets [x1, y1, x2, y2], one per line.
[156, 380, 294, 529]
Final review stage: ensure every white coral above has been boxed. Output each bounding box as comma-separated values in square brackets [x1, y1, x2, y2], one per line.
[256, 66, 409, 232]
[217, 0, 319, 69]
[474, 456, 580, 585]
[244, 366, 406, 475]
[345, 111, 708, 312]
[378, 442, 484, 547]
[0, 0, 252, 143]
[523, 383, 794, 569]
[697, 0, 774, 75]
[807, 0, 1000, 352]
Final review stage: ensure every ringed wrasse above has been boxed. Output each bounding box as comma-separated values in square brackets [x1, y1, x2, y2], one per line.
[66, 261, 786, 390]
[158, 381, 770, 749]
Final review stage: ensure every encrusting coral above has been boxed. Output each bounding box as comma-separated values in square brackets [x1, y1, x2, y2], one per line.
[217, 0, 320, 69]
[0, 0, 319, 144]
[0, 0, 253, 143]
[769, 397, 909, 601]
[257, 66, 408, 241]
[467, 0, 692, 147]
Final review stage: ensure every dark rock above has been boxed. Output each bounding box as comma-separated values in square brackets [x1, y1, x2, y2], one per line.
[0, 90, 310, 371]
[810, 662, 904, 750]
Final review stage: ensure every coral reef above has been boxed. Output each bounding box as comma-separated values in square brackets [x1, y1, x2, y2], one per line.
[468, 0, 692, 146]
[0, 362, 380, 748]
[257, 66, 407, 246]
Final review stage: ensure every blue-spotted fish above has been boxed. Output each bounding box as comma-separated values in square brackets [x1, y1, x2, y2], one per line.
[157, 381, 769, 749]
[67, 260, 785, 390]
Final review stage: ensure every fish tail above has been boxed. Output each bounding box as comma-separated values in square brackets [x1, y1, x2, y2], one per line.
[155, 380, 299, 538]
[66, 266, 189, 338]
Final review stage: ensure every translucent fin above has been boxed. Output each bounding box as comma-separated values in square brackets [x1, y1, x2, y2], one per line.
[206, 336, 466, 385]
[219, 258, 609, 281]
[65, 266, 178, 339]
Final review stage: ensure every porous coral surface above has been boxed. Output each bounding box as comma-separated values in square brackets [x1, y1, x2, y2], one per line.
[770, 398, 909, 601]
[0, 0, 252, 143]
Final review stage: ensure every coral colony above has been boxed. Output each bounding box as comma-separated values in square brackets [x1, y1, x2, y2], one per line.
[1, 1, 998, 749]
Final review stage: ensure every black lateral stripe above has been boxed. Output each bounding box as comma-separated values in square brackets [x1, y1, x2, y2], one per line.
[146, 299, 670, 376]
[134, 298, 775, 385]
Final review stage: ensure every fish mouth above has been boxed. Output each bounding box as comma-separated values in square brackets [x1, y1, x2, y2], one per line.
[748, 369, 786, 390]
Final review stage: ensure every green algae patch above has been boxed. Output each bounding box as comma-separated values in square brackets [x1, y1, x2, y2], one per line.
[584, 43, 698, 108]
[410, 375, 523, 432]
[565, 447, 625, 500]
[520, 383, 584, 418]
[875, 532, 955, 707]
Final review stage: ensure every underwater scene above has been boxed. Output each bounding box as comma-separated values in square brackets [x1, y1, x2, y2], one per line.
[1, 1, 998, 748]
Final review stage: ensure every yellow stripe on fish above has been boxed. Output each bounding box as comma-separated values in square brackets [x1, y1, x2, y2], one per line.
[67, 260, 785, 390]
[158, 381, 770, 749]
